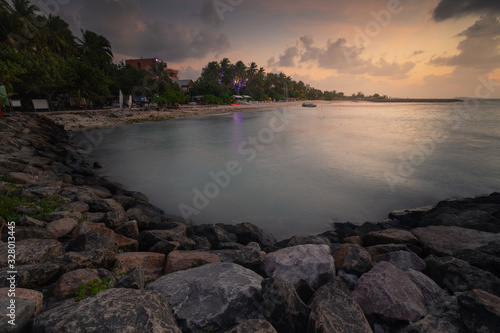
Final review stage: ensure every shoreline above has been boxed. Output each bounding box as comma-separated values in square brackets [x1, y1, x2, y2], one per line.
[41, 101, 305, 132]
[1, 113, 499, 332]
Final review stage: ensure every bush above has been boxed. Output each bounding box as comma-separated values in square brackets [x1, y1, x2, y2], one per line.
[202, 94, 222, 105]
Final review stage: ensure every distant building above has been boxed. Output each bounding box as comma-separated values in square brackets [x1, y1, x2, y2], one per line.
[175, 79, 194, 93]
[125, 57, 179, 81]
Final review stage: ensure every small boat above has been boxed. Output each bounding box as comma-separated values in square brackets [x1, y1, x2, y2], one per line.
[302, 103, 317, 107]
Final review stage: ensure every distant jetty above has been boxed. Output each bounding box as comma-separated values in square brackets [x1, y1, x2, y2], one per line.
[368, 98, 463, 103]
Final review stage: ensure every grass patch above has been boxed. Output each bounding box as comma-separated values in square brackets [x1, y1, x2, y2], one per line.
[0, 194, 68, 222]
[75, 278, 114, 301]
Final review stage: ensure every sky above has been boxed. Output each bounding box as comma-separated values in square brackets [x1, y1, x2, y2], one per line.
[40, 0, 500, 98]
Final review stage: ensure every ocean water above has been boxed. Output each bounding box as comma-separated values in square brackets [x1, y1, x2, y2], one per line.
[74, 100, 500, 240]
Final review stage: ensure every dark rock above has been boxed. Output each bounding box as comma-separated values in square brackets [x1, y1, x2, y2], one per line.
[425, 255, 500, 296]
[33, 288, 182, 332]
[116, 267, 145, 289]
[262, 244, 335, 289]
[454, 248, 500, 278]
[308, 280, 372, 333]
[139, 225, 194, 251]
[333, 222, 359, 241]
[0, 239, 62, 267]
[234, 242, 266, 270]
[115, 233, 139, 252]
[412, 225, 500, 256]
[458, 289, 500, 333]
[2, 226, 56, 241]
[55, 250, 117, 273]
[337, 270, 359, 291]
[192, 224, 238, 249]
[112, 195, 135, 210]
[477, 240, 500, 257]
[0, 296, 37, 333]
[66, 232, 116, 253]
[295, 279, 316, 305]
[18, 216, 46, 228]
[456, 210, 500, 233]
[147, 262, 264, 333]
[97, 268, 116, 285]
[401, 315, 468, 333]
[231, 222, 277, 248]
[114, 220, 139, 239]
[333, 244, 373, 277]
[287, 235, 332, 248]
[260, 277, 310, 333]
[46, 218, 79, 238]
[316, 230, 340, 244]
[0, 263, 61, 288]
[56, 201, 89, 213]
[364, 229, 419, 246]
[25, 185, 61, 198]
[193, 236, 211, 251]
[148, 240, 180, 255]
[126, 201, 164, 230]
[225, 319, 278, 333]
[366, 243, 422, 259]
[373, 251, 426, 271]
[351, 262, 426, 322]
[405, 268, 452, 312]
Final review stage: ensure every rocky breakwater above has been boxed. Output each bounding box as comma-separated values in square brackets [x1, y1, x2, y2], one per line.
[0, 113, 500, 333]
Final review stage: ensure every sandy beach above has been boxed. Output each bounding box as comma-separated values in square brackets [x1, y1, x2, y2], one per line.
[42, 102, 304, 132]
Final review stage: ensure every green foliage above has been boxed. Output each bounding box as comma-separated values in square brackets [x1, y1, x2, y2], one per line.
[0, 192, 68, 222]
[218, 94, 233, 105]
[202, 94, 222, 105]
[75, 278, 114, 302]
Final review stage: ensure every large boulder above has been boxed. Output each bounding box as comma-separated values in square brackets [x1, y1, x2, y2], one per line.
[139, 225, 194, 251]
[458, 289, 500, 333]
[351, 261, 426, 322]
[260, 277, 310, 333]
[308, 280, 372, 333]
[33, 288, 181, 332]
[231, 223, 277, 248]
[147, 262, 264, 333]
[332, 244, 373, 277]
[192, 224, 238, 249]
[126, 202, 164, 230]
[262, 244, 335, 289]
[454, 248, 500, 278]
[412, 226, 500, 256]
[424, 255, 500, 296]
[0, 296, 38, 333]
[46, 218, 78, 238]
[405, 268, 452, 312]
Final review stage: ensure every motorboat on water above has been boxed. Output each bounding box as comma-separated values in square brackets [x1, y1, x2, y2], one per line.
[302, 103, 317, 107]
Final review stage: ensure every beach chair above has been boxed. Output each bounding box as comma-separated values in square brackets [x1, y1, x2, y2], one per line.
[9, 100, 22, 111]
[32, 99, 50, 112]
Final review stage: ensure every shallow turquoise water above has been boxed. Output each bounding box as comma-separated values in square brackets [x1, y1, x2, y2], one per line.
[74, 100, 500, 239]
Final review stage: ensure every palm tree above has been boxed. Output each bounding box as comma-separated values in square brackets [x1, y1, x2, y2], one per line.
[77, 30, 113, 70]
[149, 61, 173, 94]
[5, 0, 42, 49]
[42, 14, 77, 57]
[234, 60, 247, 93]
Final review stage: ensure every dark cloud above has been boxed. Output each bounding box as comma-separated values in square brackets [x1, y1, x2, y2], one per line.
[277, 45, 299, 67]
[429, 14, 500, 70]
[73, 0, 229, 62]
[432, 0, 500, 22]
[199, 0, 222, 27]
[411, 50, 425, 57]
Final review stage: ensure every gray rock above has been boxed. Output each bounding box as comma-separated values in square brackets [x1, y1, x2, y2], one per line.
[424, 255, 500, 296]
[225, 319, 278, 333]
[332, 244, 373, 277]
[18, 216, 47, 228]
[126, 202, 164, 230]
[53, 268, 100, 300]
[234, 242, 266, 270]
[193, 224, 238, 249]
[286, 235, 331, 248]
[46, 218, 78, 238]
[366, 243, 422, 259]
[373, 250, 426, 271]
[139, 225, 195, 251]
[308, 280, 372, 333]
[2, 227, 56, 241]
[55, 250, 117, 273]
[147, 262, 264, 333]
[454, 248, 500, 278]
[412, 226, 500, 256]
[405, 268, 451, 312]
[66, 232, 116, 253]
[458, 289, 500, 333]
[352, 262, 426, 322]
[0, 296, 37, 333]
[260, 277, 310, 333]
[117, 267, 145, 289]
[262, 244, 335, 289]
[33, 288, 181, 333]
[114, 220, 139, 240]
[25, 185, 61, 197]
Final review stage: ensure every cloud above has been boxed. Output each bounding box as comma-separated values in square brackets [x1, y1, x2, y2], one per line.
[73, 0, 229, 62]
[411, 50, 425, 57]
[432, 0, 500, 22]
[272, 35, 415, 79]
[429, 14, 500, 71]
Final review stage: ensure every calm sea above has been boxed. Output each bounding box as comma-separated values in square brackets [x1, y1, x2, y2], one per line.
[74, 100, 500, 240]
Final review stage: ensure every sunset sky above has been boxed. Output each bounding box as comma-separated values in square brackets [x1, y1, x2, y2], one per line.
[52, 0, 500, 98]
